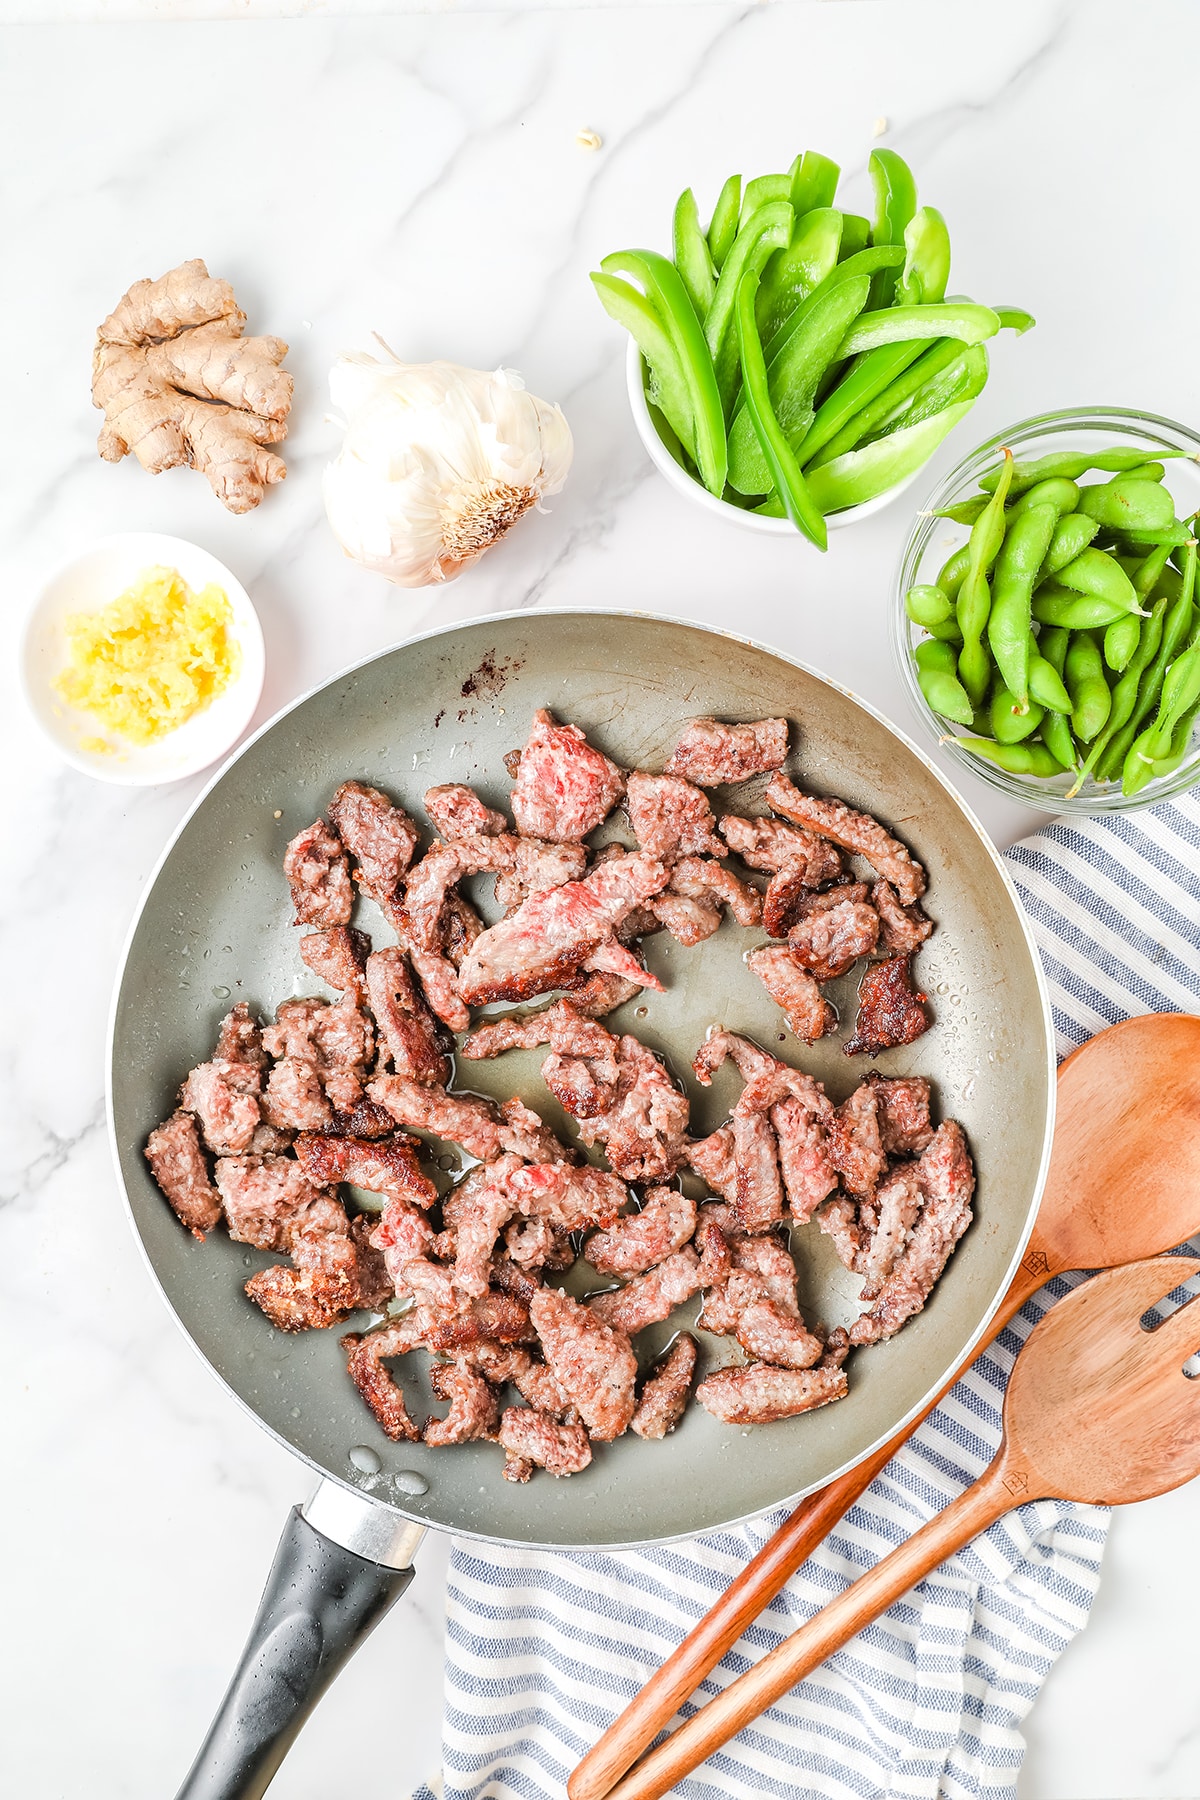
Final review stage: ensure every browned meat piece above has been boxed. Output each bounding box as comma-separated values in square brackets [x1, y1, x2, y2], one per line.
[625, 772, 724, 861]
[849, 1122, 975, 1345]
[365, 947, 449, 1087]
[549, 1034, 691, 1184]
[864, 1074, 934, 1155]
[424, 1360, 501, 1446]
[588, 1247, 702, 1336]
[508, 1162, 629, 1231]
[631, 1334, 697, 1440]
[503, 1216, 575, 1272]
[343, 1317, 424, 1440]
[458, 851, 669, 1005]
[765, 773, 926, 905]
[496, 1097, 573, 1166]
[687, 1126, 738, 1204]
[509, 709, 626, 841]
[696, 1361, 848, 1424]
[845, 954, 929, 1058]
[857, 1164, 924, 1299]
[424, 1292, 535, 1352]
[284, 818, 353, 928]
[665, 717, 789, 786]
[327, 781, 419, 909]
[401, 837, 516, 952]
[443, 1156, 524, 1299]
[538, 1008, 626, 1117]
[348, 1213, 395, 1310]
[649, 891, 721, 947]
[329, 1096, 396, 1139]
[214, 1154, 330, 1251]
[746, 946, 836, 1043]
[245, 1265, 358, 1332]
[369, 1075, 504, 1162]
[263, 997, 374, 1080]
[467, 1344, 578, 1422]
[145, 1110, 222, 1238]
[529, 1285, 637, 1440]
[669, 857, 762, 927]
[299, 926, 371, 1003]
[459, 978, 639, 1060]
[498, 1406, 592, 1476]
[694, 1206, 733, 1285]
[371, 1195, 454, 1312]
[787, 886, 880, 980]
[828, 1083, 886, 1195]
[581, 937, 662, 992]
[873, 879, 934, 954]
[584, 1188, 697, 1276]
[495, 839, 589, 912]
[214, 1002, 267, 1068]
[692, 1028, 779, 1088]
[771, 1093, 837, 1222]
[249, 1123, 296, 1155]
[699, 1230, 803, 1344]
[760, 864, 816, 940]
[730, 1110, 784, 1231]
[424, 782, 508, 840]
[719, 813, 843, 886]
[734, 1300, 824, 1369]
[440, 891, 484, 968]
[263, 1058, 331, 1132]
[181, 1059, 262, 1155]
[816, 1194, 865, 1270]
[295, 1130, 438, 1206]
[406, 943, 469, 1034]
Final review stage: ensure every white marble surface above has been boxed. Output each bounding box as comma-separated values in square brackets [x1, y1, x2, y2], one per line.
[4, 4, 1200, 1796]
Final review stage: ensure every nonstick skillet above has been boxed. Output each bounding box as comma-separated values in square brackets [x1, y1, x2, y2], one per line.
[107, 611, 1055, 1800]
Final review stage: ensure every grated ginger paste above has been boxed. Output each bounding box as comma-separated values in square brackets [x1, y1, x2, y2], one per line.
[55, 565, 240, 746]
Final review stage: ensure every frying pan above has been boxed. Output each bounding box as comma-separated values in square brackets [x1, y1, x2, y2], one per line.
[107, 611, 1055, 1800]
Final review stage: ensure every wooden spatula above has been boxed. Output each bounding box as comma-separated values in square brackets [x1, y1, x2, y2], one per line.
[596, 1254, 1200, 1800]
[570, 1011, 1200, 1800]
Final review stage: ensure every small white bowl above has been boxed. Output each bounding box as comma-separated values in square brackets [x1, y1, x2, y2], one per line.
[21, 532, 265, 787]
[626, 339, 919, 536]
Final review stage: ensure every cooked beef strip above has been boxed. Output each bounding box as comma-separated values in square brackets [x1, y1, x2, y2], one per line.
[342, 1317, 424, 1440]
[699, 1232, 803, 1337]
[631, 1334, 697, 1440]
[401, 837, 517, 952]
[404, 942, 469, 1033]
[585, 1187, 697, 1276]
[504, 1216, 575, 1272]
[507, 1162, 629, 1231]
[547, 1031, 691, 1183]
[718, 813, 843, 886]
[587, 1247, 703, 1335]
[760, 864, 818, 940]
[263, 1058, 331, 1131]
[444, 1156, 524, 1299]
[734, 1299, 824, 1369]
[530, 1285, 638, 1440]
[249, 1123, 296, 1155]
[424, 783, 508, 841]
[730, 1109, 784, 1231]
[214, 1002, 268, 1068]
[694, 1206, 734, 1285]
[440, 890, 484, 968]
[496, 1096, 575, 1165]
[214, 1154, 331, 1251]
[692, 1028, 780, 1088]
[365, 946, 449, 1086]
[295, 1130, 437, 1205]
[765, 773, 926, 905]
[815, 1194, 865, 1271]
[828, 1082, 887, 1195]
[328, 1097, 396, 1139]
[856, 1163, 924, 1300]
[665, 717, 789, 786]
[844, 953, 929, 1057]
[466, 1344, 578, 1422]
[686, 1126, 738, 1204]
[459, 977, 639, 1060]
[626, 772, 725, 861]
[785, 885, 880, 980]
[457, 851, 669, 1005]
[263, 997, 374, 1079]
[581, 937, 662, 992]
[495, 840, 590, 912]
[298, 926, 371, 1004]
[498, 1406, 592, 1476]
[770, 1093, 838, 1222]
[284, 819, 354, 928]
[181, 1059, 262, 1155]
[668, 857, 762, 927]
[696, 1361, 848, 1424]
[327, 780, 420, 908]
[145, 1110, 222, 1238]
[863, 1073, 934, 1155]
[872, 879, 934, 954]
[849, 1121, 975, 1345]
[369, 1075, 505, 1161]
[510, 709, 626, 841]
[367, 1194, 449, 1307]
[423, 1292, 535, 1352]
[245, 1264, 360, 1333]
[649, 891, 722, 947]
[424, 1360, 500, 1446]
[746, 946, 837, 1043]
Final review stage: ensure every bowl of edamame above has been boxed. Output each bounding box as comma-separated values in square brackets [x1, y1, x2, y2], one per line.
[893, 407, 1200, 812]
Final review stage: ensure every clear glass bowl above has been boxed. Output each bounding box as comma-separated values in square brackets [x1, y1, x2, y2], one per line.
[892, 406, 1200, 813]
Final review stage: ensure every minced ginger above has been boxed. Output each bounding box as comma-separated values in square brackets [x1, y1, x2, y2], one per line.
[55, 565, 240, 746]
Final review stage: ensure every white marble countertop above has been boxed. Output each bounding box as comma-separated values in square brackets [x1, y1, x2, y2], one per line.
[4, 4, 1200, 1796]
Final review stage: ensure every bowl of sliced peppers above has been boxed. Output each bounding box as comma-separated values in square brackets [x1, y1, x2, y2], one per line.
[894, 407, 1200, 810]
[594, 148, 1032, 546]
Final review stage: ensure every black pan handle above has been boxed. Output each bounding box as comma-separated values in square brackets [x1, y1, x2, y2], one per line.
[175, 1484, 425, 1800]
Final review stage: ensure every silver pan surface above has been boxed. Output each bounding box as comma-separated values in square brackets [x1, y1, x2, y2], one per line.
[108, 610, 1054, 1550]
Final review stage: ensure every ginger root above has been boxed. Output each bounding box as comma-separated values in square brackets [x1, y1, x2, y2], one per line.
[92, 259, 293, 514]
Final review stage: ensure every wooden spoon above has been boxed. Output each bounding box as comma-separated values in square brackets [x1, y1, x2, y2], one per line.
[570, 1011, 1200, 1800]
[597, 1254, 1200, 1800]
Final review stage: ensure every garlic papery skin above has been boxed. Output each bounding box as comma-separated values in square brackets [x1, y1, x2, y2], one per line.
[322, 351, 573, 588]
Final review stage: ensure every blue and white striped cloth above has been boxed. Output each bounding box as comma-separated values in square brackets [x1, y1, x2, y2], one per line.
[416, 794, 1200, 1800]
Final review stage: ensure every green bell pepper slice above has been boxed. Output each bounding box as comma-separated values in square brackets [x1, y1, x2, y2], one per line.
[836, 301, 1001, 356]
[673, 188, 716, 320]
[734, 271, 827, 549]
[704, 199, 794, 413]
[706, 175, 741, 269]
[590, 271, 694, 455]
[804, 398, 977, 514]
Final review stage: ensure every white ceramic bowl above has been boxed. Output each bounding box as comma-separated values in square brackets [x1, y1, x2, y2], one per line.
[22, 532, 265, 787]
[625, 339, 920, 536]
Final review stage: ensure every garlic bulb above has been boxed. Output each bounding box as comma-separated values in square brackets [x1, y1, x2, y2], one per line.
[322, 349, 573, 587]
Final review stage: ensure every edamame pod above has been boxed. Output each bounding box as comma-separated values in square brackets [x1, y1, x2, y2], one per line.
[1031, 589, 1131, 629]
[937, 542, 971, 602]
[915, 637, 973, 725]
[1038, 511, 1100, 581]
[956, 448, 1013, 707]
[1077, 476, 1177, 534]
[1008, 476, 1079, 520]
[1027, 627, 1073, 713]
[1065, 631, 1112, 742]
[990, 683, 1045, 743]
[979, 446, 1184, 495]
[1104, 613, 1141, 672]
[906, 584, 953, 627]
[1095, 543, 1196, 782]
[1055, 547, 1140, 613]
[955, 737, 1066, 776]
[1070, 596, 1169, 792]
[988, 501, 1057, 705]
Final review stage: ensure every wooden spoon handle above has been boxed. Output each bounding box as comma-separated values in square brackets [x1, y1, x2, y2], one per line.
[597, 1458, 1022, 1800]
[568, 1245, 1047, 1800]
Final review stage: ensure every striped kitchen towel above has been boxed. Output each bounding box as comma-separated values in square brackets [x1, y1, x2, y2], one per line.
[416, 792, 1200, 1800]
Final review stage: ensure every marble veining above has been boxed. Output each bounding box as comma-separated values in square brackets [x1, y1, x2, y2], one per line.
[4, 5, 1200, 1796]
